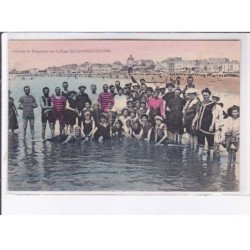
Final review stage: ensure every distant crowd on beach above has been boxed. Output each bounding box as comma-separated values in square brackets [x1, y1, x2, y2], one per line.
[9, 73, 240, 165]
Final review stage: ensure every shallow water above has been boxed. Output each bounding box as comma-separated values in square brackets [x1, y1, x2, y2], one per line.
[7, 76, 240, 192]
[8, 134, 239, 192]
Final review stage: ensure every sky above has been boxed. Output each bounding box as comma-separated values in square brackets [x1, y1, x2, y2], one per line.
[9, 40, 240, 71]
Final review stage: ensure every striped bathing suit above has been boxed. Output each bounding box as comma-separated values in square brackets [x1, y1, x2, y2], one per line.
[98, 92, 114, 112]
[51, 95, 66, 124]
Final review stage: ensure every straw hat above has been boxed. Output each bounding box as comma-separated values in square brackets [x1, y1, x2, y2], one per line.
[154, 116, 163, 121]
[78, 85, 86, 90]
[212, 92, 221, 100]
[186, 88, 198, 95]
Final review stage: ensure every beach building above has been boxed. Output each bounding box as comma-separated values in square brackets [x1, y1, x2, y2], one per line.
[112, 61, 123, 71]
[222, 61, 240, 73]
[139, 59, 155, 69]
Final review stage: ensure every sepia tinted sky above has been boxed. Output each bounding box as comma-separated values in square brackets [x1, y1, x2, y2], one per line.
[9, 40, 240, 71]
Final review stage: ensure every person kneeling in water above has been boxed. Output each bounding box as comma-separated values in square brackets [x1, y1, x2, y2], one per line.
[132, 122, 142, 139]
[93, 113, 111, 143]
[112, 120, 125, 139]
[82, 111, 96, 141]
[154, 116, 168, 146]
[62, 126, 83, 144]
[138, 114, 153, 143]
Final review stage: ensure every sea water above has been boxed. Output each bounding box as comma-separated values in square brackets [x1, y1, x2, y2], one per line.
[7, 76, 240, 191]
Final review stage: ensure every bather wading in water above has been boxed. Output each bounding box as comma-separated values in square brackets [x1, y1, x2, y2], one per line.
[13, 74, 240, 165]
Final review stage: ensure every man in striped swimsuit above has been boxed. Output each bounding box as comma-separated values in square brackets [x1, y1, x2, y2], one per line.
[51, 87, 67, 135]
[98, 84, 114, 112]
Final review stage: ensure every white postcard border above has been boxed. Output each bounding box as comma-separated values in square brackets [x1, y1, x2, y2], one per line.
[2, 32, 250, 214]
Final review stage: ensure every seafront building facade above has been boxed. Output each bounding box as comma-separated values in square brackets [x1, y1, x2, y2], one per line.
[9, 55, 240, 77]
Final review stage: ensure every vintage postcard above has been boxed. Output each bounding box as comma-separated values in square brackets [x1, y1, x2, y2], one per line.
[4, 33, 241, 193]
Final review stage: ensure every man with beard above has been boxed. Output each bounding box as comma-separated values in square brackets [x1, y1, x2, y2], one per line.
[40, 87, 54, 140]
[192, 88, 216, 158]
[88, 84, 99, 104]
[76, 85, 91, 127]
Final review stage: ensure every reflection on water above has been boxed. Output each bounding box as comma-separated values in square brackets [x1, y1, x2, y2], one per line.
[8, 133, 239, 192]
[8, 76, 240, 192]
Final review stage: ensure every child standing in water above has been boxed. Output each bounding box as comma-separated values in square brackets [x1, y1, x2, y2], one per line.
[222, 105, 240, 166]
[212, 93, 225, 150]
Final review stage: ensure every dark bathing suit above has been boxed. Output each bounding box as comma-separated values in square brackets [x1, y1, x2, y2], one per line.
[168, 96, 185, 134]
[112, 127, 124, 138]
[9, 97, 19, 130]
[41, 96, 54, 124]
[65, 97, 78, 125]
[83, 120, 93, 136]
[132, 126, 141, 137]
[95, 123, 111, 140]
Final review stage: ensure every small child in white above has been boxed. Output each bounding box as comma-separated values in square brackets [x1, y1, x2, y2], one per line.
[222, 105, 240, 166]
